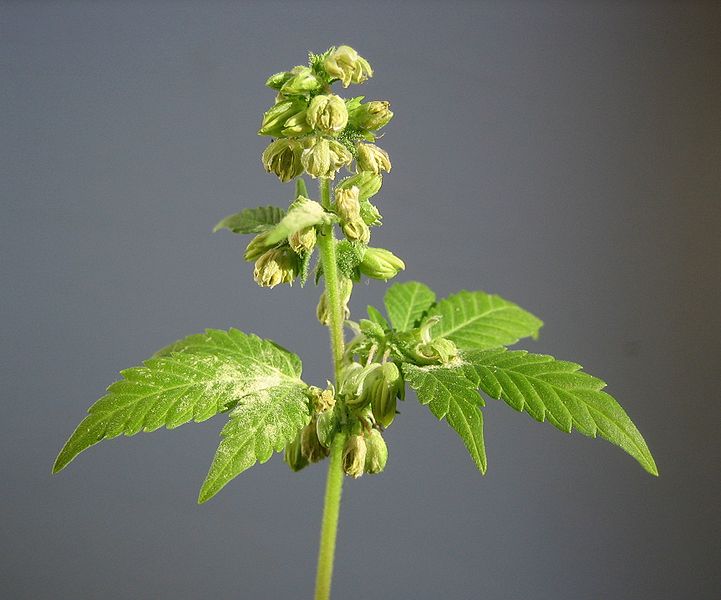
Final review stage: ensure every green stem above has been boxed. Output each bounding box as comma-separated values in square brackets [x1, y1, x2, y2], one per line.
[314, 177, 347, 600]
[313, 431, 347, 600]
[316, 178, 345, 381]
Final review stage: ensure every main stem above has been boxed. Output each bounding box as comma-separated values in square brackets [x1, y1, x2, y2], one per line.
[314, 177, 347, 600]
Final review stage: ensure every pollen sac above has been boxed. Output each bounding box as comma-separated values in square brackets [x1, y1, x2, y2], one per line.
[323, 45, 373, 88]
[342, 434, 367, 478]
[301, 418, 330, 463]
[284, 433, 309, 472]
[356, 143, 391, 175]
[364, 429, 388, 474]
[307, 94, 349, 135]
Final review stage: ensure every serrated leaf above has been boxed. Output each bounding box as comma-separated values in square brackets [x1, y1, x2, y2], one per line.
[213, 206, 285, 234]
[265, 198, 330, 245]
[54, 329, 307, 473]
[403, 363, 487, 473]
[367, 305, 390, 330]
[385, 281, 436, 332]
[198, 381, 310, 503]
[426, 290, 543, 350]
[463, 348, 658, 475]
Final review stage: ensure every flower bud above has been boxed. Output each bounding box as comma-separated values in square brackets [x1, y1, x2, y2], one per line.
[266, 71, 292, 90]
[289, 226, 317, 253]
[316, 277, 352, 325]
[323, 46, 373, 88]
[301, 418, 330, 463]
[258, 98, 306, 137]
[315, 409, 338, 449]
[280, 66, 322, 96]
[244, 231, 273, 262]
[281, 110, 312, 137]
[364, 429, 388, 474]
[414, 338, 459, 365]
[370, 362, 402, 428]
[344, 363, 383, 409]
[356, 143, 391, 175]
[307, 94, 348, 135]
[359, 201, 382, 226]
[335, 186, 361, 221]
[338, 171, 382, 200]
[262, 139, 303, 183]
[301, 137, 353, 179]
[359, 247, 405, 281]
[342, 218, 370, 243]
[342, 434, 367, 478]
[284, 433, 308, 472]
[348, 101, 393, 131]
[253, 247, 298, 288]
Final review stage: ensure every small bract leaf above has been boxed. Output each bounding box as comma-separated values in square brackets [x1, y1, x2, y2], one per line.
[265, 198, 330, 245]
[213, 206, 286, 234]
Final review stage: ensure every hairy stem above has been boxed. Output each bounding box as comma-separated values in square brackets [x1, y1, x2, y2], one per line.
[314, 177, 348, 600]
[316, 178, 345, 381]
[314, 431, 347, 600]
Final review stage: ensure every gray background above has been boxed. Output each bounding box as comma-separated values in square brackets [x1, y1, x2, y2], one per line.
[3, 1, 720, 599]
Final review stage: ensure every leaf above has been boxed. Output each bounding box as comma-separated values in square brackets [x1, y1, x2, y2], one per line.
[198, 381, 311, 503]
[213, 206, 285, 234]
[367, 305, 390, 330]
[463, 348, 658, 475]
[403, 363, 487, 473]
[384, 281, 436, 332]
[54, 329, 307, 473]
[264, 198, 330, 245]
[426, 290, 543, 350]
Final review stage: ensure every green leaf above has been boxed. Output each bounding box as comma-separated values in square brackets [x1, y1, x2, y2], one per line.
[426, 290, 543, 350]
[54, 329, 307, 474]
[384, 281, 436, 332]
[265, 198, 330, 245]
[464, 348, 658, 475]
[403, 363, 487, 473]
[213, 206, 285, 234]
[367, 305, 390, 330]
[198, 380, 310, 503]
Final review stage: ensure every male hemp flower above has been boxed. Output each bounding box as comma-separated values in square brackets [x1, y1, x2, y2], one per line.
[364, 429, 388, 474]
[280, 66, 322, 96]
[262, 139, 303, 182]
[334, 185, 361, 221]
[342, 219, 371, 243]
[301, 136, 352, 179]
[284, 433, 309, 472]
[307, 94, 348, 135]
[356, 143, 391, 175]
[359, 247, 405, 281]
[253, 247, 298, 288]
[258, 98, 306, 137]
[348, 100, 394, 131]
[289, 226, 317, 253]
[301, 418, 330, 463]
[323, 45, 373, 88]
[342, 434, 367, 478]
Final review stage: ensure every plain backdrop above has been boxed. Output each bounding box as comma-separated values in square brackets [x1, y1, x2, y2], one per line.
[2, 2, 720, 599]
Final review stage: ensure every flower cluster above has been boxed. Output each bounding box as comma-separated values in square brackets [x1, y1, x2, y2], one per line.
[259, 45, 393, 182]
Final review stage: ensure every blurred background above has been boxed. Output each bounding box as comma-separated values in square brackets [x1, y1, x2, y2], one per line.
[2, 2, 720, 598]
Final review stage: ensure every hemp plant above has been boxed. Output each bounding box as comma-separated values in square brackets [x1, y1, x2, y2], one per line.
[53, 45, 658, 599]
